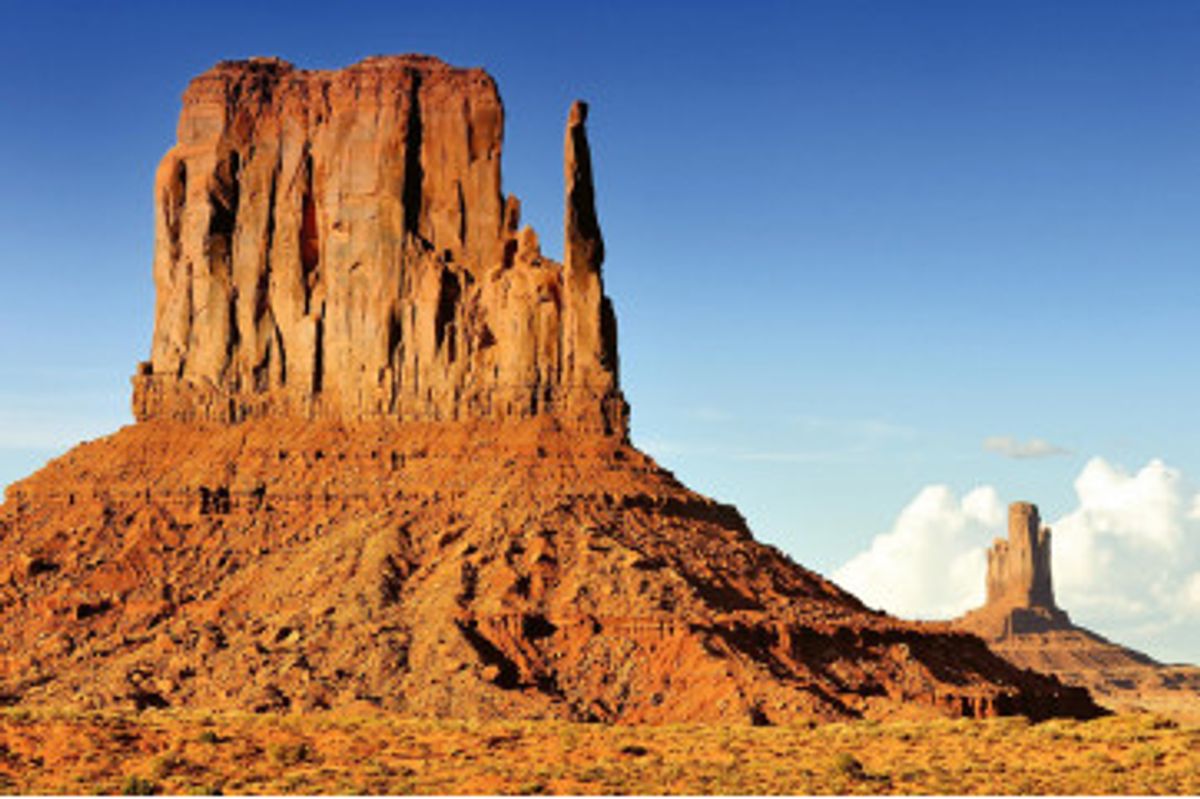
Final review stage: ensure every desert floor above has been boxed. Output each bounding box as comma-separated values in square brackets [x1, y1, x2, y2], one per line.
[0, 709, 1196, 795]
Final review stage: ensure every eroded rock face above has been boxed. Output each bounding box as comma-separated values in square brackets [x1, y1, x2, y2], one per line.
[985, 502, 1057, 613]
[132, 56, 626, 435]
[962, 502, 1070, 639]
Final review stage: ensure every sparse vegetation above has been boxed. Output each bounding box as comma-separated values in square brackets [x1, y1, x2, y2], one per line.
[120, 775, 160, 795]
[831, 751, 865, 779]
[267, 741, 313, 767]
[0, 711, 1194, 794]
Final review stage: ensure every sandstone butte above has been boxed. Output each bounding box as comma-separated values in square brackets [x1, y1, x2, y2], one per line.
[0, 55, 1102, 724]
[958, 502, 1200, 720]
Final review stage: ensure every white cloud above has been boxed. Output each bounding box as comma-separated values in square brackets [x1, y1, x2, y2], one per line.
[835, 456, 1200, 664]
[834, 484, 1001, 620]
[1053, 459, 1196, 624]
[983, 435, 1071, 459]
[1182, 572, 1200, 616]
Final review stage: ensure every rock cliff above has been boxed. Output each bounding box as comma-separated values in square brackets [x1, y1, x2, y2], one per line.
[132, 56, 625, 435]
[0, 56, 1103, 723]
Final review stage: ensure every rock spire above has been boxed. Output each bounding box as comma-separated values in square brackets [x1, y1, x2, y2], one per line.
[985, 502, 1057, 611]
[962, 501, 1070, 638]
[132, 56, 626, 435]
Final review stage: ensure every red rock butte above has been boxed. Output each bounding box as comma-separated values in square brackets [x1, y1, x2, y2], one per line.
[132, 55, 625, 435]
[0, 56, 1103, 723]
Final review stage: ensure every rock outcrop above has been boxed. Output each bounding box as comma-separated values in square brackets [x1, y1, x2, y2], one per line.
[959, 502, 1200, 719]
[966, 502, 1070, 639]
[0, 56, 1103, 724]
[131, 56, 625, 435]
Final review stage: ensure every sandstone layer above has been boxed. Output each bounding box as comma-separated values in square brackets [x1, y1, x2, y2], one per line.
[0, 56, 1102, 723]
[132, 56, 624, 435]
[958, 502, 1200, 719]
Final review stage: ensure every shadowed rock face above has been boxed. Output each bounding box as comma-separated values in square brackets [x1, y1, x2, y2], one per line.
[133, 56, 625, 435]
[0, 56, 1105, 724]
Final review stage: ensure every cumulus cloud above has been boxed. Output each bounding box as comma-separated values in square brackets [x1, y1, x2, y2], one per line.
[835, 456, 1200, 663]
[1183, 572, 1200, 615]
[1052, 459, 1198, 627]
[983, 435, 1071, 459]
[834, 485, 1000, 620]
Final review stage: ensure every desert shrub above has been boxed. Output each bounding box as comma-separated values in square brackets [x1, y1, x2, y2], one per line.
[1141, 715, 1178, 731]
[121, 775, 160, 796]
[267, 741, 312, 766]
[151, 754, 183, 780]
[577, 766, 607, 783]
[1132, 743, 1165, 767]
[1035, 718, 1078, 741]
[197, 730, 220, 745]
[830, 752, 864, 779]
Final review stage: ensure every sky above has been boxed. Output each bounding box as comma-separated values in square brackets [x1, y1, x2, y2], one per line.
[1, 0, 1199, 662]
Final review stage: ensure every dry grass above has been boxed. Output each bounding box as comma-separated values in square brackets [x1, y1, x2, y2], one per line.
[0, 709, 1195, 794]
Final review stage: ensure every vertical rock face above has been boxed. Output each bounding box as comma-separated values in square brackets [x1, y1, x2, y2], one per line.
[961, 501, 1070, 638]
[132, 56, 627, 435]
[985, 502, 1056, 611]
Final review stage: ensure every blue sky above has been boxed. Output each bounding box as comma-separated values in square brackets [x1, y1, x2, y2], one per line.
[2, 1, 1199, 660]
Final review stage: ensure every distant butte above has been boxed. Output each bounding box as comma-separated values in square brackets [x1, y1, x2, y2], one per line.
[0, 56, 1101, 723]
[958, 502, 1200, 719]
[961, 502, 1071, 638]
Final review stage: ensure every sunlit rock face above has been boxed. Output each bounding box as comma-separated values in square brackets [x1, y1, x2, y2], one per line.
[984, 502, 1059, 617]
[133, 56, 626, 436]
